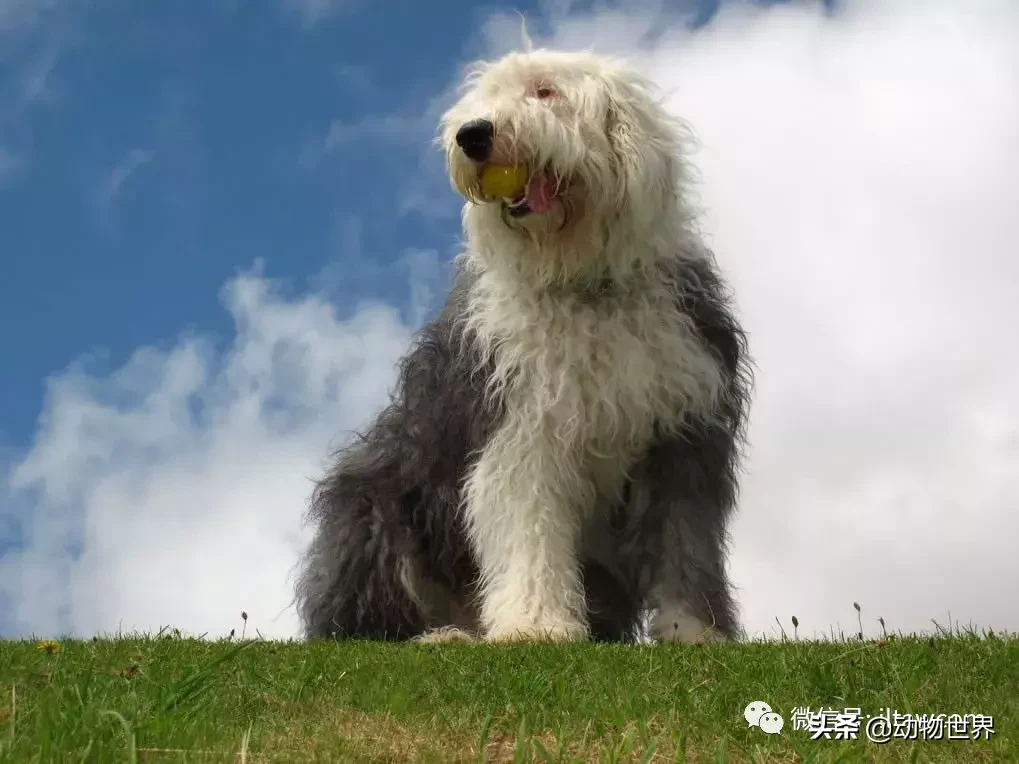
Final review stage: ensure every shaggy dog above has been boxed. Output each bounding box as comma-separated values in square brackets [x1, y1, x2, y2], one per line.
[295, 48, 752, 644]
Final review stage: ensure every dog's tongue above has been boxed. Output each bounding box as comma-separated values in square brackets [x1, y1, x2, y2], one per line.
[526, 172, 551, 213]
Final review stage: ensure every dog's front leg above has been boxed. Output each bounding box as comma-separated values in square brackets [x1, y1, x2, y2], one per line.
[646, 513, 734, 645]
[626, 436, 741, 645]
[463, 429, 590, 642]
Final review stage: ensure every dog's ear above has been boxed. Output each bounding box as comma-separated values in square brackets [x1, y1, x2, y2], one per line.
[604, 74, 676, 221]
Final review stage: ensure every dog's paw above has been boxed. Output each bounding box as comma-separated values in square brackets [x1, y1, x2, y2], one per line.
[485, 617, 589, 643]
[413, 626, 479, 644]
[654, 623, 727, 645]
[651, 607, 728, 645]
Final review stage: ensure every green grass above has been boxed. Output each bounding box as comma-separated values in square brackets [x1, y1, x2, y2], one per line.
[1, 627, 1015, 762]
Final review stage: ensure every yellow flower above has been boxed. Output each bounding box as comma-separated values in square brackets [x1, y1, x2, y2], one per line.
[37, 640, 60, 654]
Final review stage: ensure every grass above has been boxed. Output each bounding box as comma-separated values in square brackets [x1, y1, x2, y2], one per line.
[0, 623, 1015, 762]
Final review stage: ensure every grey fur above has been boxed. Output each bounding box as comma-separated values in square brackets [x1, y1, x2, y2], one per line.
[295, 251, 752, 642]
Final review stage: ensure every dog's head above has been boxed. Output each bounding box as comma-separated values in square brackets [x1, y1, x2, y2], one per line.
[440, 49, 690, 250]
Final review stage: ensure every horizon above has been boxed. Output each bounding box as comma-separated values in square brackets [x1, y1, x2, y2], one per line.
[2, 0, 1017, 643]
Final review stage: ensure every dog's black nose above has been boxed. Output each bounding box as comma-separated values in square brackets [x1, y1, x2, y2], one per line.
[455, 119, 495, 162]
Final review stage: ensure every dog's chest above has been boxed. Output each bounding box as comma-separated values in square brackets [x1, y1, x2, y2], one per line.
[474, 285, 723, 451]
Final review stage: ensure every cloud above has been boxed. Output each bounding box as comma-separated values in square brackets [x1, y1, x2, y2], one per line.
[512, 0, 1019, 638]
[95, 148, 155, 208]
[90, 148, 156, 238]
[299, 113, 428, 169]
[1, 263, 418, 638]
[4, 0, 1019, 641]
[280, 0, 353, 28]
[19, 42, 60, 103]
[392, 87, 467, 220]
[331, 63, 373, 92]
[298, 90, 460, 219]
[0, 147, 25, 181]
[0, 0, 83, 181]
[0, 0, 59, 34]
[321, 115, 423, 149]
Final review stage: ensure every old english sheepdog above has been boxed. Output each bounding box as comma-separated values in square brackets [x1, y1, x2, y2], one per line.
[295, 48, 752, 644]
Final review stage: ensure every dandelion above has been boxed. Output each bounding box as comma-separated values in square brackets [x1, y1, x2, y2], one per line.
[37, 640, 60, 654]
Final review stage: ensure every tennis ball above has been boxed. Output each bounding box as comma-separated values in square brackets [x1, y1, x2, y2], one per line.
[480, 164, 528, 199]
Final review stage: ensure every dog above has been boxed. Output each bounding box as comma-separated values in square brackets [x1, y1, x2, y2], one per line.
[295, 47, 752, 644]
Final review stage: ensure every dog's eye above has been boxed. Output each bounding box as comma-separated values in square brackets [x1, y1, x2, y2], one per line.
[535, 85, 557, 99]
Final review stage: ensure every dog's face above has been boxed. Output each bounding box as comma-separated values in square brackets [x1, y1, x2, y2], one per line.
[441, 50, 683, 243]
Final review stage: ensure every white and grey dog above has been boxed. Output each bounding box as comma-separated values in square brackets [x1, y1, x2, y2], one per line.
[295, 49, 752, 644]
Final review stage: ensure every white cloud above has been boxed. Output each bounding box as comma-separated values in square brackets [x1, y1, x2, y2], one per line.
[332, 63, 373, 92]
[394, 87, 466, 220]
[4, 0, 1018, 641]
[299, 114, 429, 169]
[90, 148, 156, 237]
[281, 0, 352, 28]
[1, 264, 415, 638]
[0, 0, 73, 180]
[19, 42, 59, 103]
[513, 0, 1019, 638]
[300, 86, 461, 219]
[95, 148, 155, 207]
[0, 0, 59, 34]
[0, 147, 24, 180]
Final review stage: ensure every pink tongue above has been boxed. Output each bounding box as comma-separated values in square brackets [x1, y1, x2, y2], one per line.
[526, 173, 551, 213]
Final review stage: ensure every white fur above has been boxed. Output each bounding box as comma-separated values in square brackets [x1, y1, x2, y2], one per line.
[413, 626, 478, 644]
[440, 49, 725, 642]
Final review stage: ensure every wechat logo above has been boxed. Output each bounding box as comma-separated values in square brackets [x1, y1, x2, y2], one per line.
[745, 701, 784, 735]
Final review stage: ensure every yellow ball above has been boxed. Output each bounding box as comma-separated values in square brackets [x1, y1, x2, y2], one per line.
[480, 164, 529, 199]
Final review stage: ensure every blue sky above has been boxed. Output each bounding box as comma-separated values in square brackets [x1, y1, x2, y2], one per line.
[1, 0, 1016, 640]
[2, 0, 840, 452]
[0, 0, 739, 634]
[0, 0, 520, 445]
[3, 0, 804, 449]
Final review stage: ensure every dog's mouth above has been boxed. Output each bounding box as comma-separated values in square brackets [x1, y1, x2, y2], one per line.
[460, 153, 575, 228]
[500, 170, 557, 218]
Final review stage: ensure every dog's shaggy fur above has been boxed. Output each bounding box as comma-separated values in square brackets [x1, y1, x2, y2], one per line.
[295, 48, 752, 644]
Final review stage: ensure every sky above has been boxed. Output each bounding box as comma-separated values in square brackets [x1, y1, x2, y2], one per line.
[1, 0, 1017, 641]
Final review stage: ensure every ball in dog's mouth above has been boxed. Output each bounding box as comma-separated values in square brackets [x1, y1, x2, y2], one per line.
[480, 164, 529, 198]
[502, 171, 553, 218]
